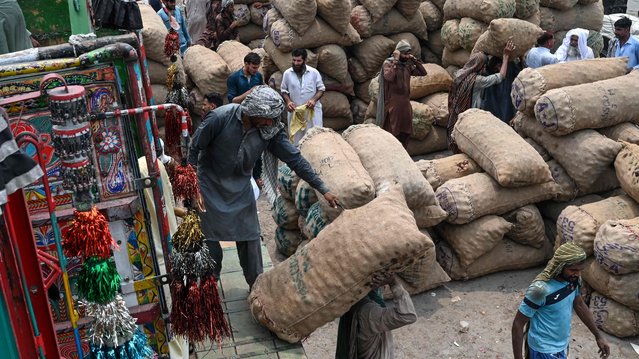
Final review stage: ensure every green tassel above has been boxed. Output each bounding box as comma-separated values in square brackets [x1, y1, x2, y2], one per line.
[76, 257, 121, 304]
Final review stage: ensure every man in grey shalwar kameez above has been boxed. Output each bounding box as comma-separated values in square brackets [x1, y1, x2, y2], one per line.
[188, 85, 338, 288]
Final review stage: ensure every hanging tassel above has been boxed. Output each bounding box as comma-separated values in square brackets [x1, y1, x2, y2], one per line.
[172, 211, 205, 253]
[171, 244, 216, 279]
[201, 275, 231, 343]
[76, 257, 121, 304]
[164, 30, 180, 59]
[168, 163, 200, 202]
[87, 328, 153, 359]
[63, 206, 118, 259]
[170, 279, 208, 343]
[83, 294, 138, 348]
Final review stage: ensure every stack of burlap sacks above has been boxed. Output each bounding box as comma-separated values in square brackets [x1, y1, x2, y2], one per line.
[233, 1, 269, 49]
[539, 0, 605, 56]
[510, 57, 639, 338]
[260, 125, 452, 343]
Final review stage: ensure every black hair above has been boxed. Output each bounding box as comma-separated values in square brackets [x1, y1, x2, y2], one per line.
[291, 48, 307, 60]
[244, 52, 261, 65]
[615, 16, 632, 29]
[204, 92, 223, 108]
[537, 31, 554, 46]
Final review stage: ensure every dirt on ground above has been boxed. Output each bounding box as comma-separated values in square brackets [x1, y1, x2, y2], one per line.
[257, 197, 639, 359]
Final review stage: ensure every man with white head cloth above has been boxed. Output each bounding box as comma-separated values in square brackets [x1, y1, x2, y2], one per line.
[188, 85, 339, 289]
[555, 28, 595, 63]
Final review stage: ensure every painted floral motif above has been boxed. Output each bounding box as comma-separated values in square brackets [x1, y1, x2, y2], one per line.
[96, 129, 121, 154]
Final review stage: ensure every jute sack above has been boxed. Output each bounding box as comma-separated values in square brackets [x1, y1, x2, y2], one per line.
[600, 123, 639, 144]
[525, 138, 551, 162]
[590, 292, 639, 338]
[422, 47, 443, 66]
[436, 237, 549, 280]
[615, 142, 639, 203]
[387, 33, 422, 59]
[583, 258, 639, 311]
[441, 19, 461, 50]
[515, 0, 540, 19]
[413, 203, 448, 228]
[272, 195, 299, 230]
[431, 0, 446, 10]
[249, 185, 432, 343]
[390, 247, 451, 296]
[545, 160, 579, 202]
[275, 228, 304, 257]
[355, 80, 372, 103]
[435, 172, 560, 224]
[524, 9, 541, 25]
[233, 4, 251, 26]
[322, 92, 353, 120]
[410, 64, 453, 99]
[140, 4, 170, 64]
[419, 92, 449, 127]
[436, 215, 514, 267]
[323, 74, 355, 96]
[458, 18, 488, 52]
[263, 7, 282, 34]
[539, 1, 604, 32]
[395, 0, 422, 18]
[270, 18, 361, 53]
[535, 72, 639, 136]
[352, 36, 396, 76]
[578, 0, 600, 3]
[416, 154, 482, 190]
[324, 117, 354, 131]
[277, 164, 300, 200]
[316, 45, 350, 83]
[303, 202, 329, 240]
[513, 113, 622, 192]
[427, 30, 445, 57]
[510, 57, 628, 115]
[411, 101, 435, 140]
[503, 205, 546, 248]
[364, 100, 377, 122]
[299, 128, 375, 221]
[369, 9, 429, 40]
[183, 45, 230, 96]
[595, 218, 639, 275]
[268, 71, 282, 91]
[359, 0, 398, 22]
[556, 195, 639, 256]
[454, 109, 552, 187]
[579, 166, 620, 197]
[263, 38, 318, 72]
[238, 23, 266, 43]
[188, 87, 205, 117]
[250, 3, 270, 25]
[271, 0, 317, 35]
[406, 126, 449, 156]
[537, 194, 602, 222]
[351, 98, 368, 125]
[295, 180, 318, 218]
[419, 1, 444, 31]
[350, 5, 373, 38]
[442, 47, 471, 68]
[147, 58, 186, 86]
[539, 0, 577, 10]
[347, 57, 369, 83]
[343, 124, 438, 209]
[316, 0, 352, 34]
[443, 0, 516, 23]
[473, 18, 543, 57]
[217, 41, 251, 72]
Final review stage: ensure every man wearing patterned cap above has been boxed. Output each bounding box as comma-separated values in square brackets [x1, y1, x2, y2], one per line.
[376, 39, 427, 148]
[512, 243, 610, 359]
[188, 85, 338, 289]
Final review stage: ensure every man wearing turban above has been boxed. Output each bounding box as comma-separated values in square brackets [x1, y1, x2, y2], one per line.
[188, 85, 338, 289]
[511, 243, 610, 359]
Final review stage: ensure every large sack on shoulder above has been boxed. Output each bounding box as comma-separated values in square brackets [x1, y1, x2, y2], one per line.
[406, 126, 448, 156]
[303, 202, 329, 240]
[583, 258, 639, 311]
[411, 101, 434, 140]
[317, 0, 352, 34]
[435, 172, 560, 224]
[513, 113, 622, 192]
[183, 45, 231, 95]
[295, 180, 318, 218]
[395, 0, 422, 17]
[316, 45, 350, 83]
[275, 228, 304, 257]
[249, 185, 432, 343]
[343, 124, 438, 209]
[140, 4, 170, 64]
[359, 0, 398, 22]
[387, 33, 422, 59]
[272, 196, 299, 230]
[442, 47, 471, 67]
[453, 109, 552, 187]
[535, 72, 639, 136]
[539, 2, 603, 32]
[410, 64, 452, 99]
[264, 39, 318, 72]
[321, 92, 353, 120]
[615, 142, 639, 203]
[272, 0, 317, 35]
[217, 41, 252, 72]
[511, 58, 628, 115]
[502, 205, 546, 248]
[416, 154, 482, 190]
[441, 20, 461, 50]
[419, 1, 444, 31]
[270, 18, 361, 53]
[420, 92, 449, 127]
[277, 164, 300, 200]
[352, 36, 396, 76]
[539, 0, 577, 10]
[556, 195, 639, 256]
[595, 218, 639, 275]
[600, 123, 639, 144]
[436, 215, 513, 267]
[590, 292, 639, 338]
[443, 0, 516, 23]
[515, 0, 540, 19]
[299, 128, 375, 220]
[458, 18, 488, 52]
[472, 18, 542, 58]
[391, 246, 451, 296]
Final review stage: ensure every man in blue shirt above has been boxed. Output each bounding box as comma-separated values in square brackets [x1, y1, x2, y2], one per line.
[158, 0, 192, 55]
[608, 16, 639, 73]
[526, 31, 559, 69]
[512, 243, 610, 359]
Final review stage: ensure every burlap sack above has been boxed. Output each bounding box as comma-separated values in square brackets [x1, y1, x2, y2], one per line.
[443, 0, 516, 23]
[323, 74, 355, 96]
[359, 0, 398, 22]
[295, 180, 318, 218]
[250, 3, 270, 25]
[350, 5, 373, 38]
[343, 124, 438, 209]
[275, 228, 304, 257]
[537, 194, 602, 221]
[390, 247, 451, 296]
[395, 0, 422, 17]
[615, 142, 639, 203]
[140, 4, 170, 64]
[321, 92, 353, 120]
[545, 160, 579, 202]
[299, 128, 375, 220]
[436, 237, 549, 280]
[238, 23, 266, 43]
[369, 9, 429, 40]
[183, 45, 230, 96]
[324, 117, 354, 131]
[431, 0, 446, 10]
[264, 39, 318, 73]
[419, 1, 444, 31]
[472, 18, 543, 58]
[503, 205, 546, 248]
[316, 45, 350, 83]
[556, 195, 639, 256]
[188, 87, 205, 117]
[347, 57, 369, 83]
[510, 57, 628, 115]
[351, 98, 368, 125]
[352, 35, 396, 76]
[539, 1, 604, 32]
[272, 195, 299, 230]
[355, 80, 372, 103]
[442, 47, 471, 68]
[263, 7, 282, 34]
[419, 92, 449, 127]
[303, 202, 329, 240]
[270, 18, 361, 53]
[535, 72, 639, 136]
[539, 0, 577, 10]
[436, 215, 513, 267]
[441, 19, 461, 50]
[411, 101, 435, 140]
[387, 33, 422, 59]
[515, 0, 540, 19]
[151, 85, 169, 120]
[233, 4, 251, 26]
[216, 40, 252, 73]
[249, 185, 432, 343]
[272, 0, 317, 35]
[435, 172, 560, 224]
[416, 154, 482, 190]
[595, 218, 639, 275]
[428, 30, 445, 57]
[578, 0, 600, 3]
[588, 31, 604, 57]
[316, 0, 352, 34]
[579, 166, 620, 197]
[147, 58, 186, 86]
[413, 203, 449, 228]
[583, 258, 639, 311]
[268, 71, 282, 91]
[277, 164, 300, 200]
[408, 64, 453, 99]
[458, 18, 488, 52]
[454, 109, 552, 187]
[590, 292, 639, 338]
[406, 126, 449, 156]
[422, 47, 443, 66]
[525, 138, 551, 161]
[600, 123, 639, 144]
[513, 113, 622, 192]
[364, 100, 376, 122]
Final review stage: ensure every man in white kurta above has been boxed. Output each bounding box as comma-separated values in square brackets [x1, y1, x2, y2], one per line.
[280, 48, 325, 146]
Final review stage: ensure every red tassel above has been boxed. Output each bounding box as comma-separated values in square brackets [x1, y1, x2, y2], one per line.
[164, 108, 180, 158]
[63, 206, 118, 259]
[168, 163, 200, 201]
[164, 30, 180, 59]
[201, 276, 230, 344]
